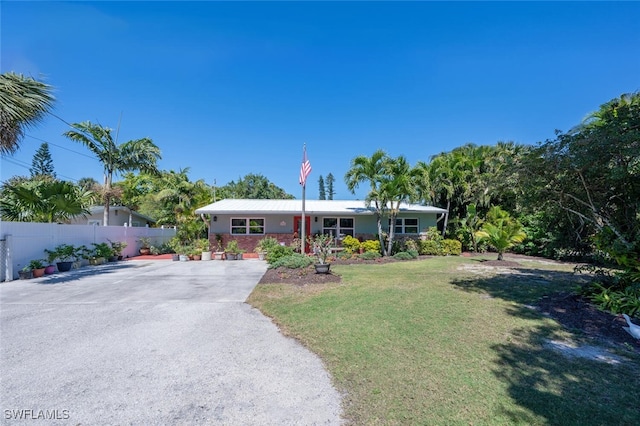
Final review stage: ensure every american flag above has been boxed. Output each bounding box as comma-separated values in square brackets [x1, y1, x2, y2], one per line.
[299, 145, 312, 186]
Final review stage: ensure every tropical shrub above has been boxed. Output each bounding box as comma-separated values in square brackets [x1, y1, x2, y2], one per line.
[419, 240, 442, 256]
[393, 250, 418, 260]
[255, 236, 280, 254]
[475, 206, 526, 260]
[583, 282, 640, 316]
[341, 235, 361, 254]
[361, 239, 381, 253]
[442, 239, 462, 256]
[359, 251, 381, 260]
[268, 253, 314, 269]
[266, 245, 294, 264]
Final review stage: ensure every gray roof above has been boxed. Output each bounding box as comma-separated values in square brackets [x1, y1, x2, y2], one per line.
[195, 199, 447, 215]
[88, 206, 156, 223]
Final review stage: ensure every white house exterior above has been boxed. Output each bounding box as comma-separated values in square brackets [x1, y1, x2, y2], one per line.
[68, 206, 155, 227]
[195, 199, 448, 252]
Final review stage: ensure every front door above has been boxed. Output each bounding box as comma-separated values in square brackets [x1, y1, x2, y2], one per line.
[293, 215, 311, 253]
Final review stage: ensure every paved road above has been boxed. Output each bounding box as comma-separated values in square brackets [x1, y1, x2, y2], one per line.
[1, 260, 343, 425]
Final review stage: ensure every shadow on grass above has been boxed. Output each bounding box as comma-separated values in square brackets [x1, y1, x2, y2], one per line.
[452, 267, 640, 424]
[35, 262, 139, 285]
[491, 308, 640, 425]
[450, 267, 589, 305]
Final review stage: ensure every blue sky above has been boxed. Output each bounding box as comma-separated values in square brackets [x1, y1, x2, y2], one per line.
[2, 1, 639, 201]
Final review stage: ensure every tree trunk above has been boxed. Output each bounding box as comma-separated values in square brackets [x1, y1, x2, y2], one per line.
[376, 213, 387, 256]
[103, 173, 110, 226]
[441, 200, 450, 237]
[497, 252, 503, 261]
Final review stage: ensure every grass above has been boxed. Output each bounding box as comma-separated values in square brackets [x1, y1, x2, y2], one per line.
[248, 255, 640, 425]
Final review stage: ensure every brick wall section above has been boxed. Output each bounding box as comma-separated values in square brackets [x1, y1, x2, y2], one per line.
[210, 233, 296, 254]
[210, 233, 383, 254]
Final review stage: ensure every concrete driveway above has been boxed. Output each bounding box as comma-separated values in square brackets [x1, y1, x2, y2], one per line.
[0, 259, 343, 425]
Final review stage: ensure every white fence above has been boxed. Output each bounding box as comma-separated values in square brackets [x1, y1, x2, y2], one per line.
[0, 222, 176, 281]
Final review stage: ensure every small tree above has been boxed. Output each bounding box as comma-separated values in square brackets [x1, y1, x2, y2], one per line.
[318, 175, 326, 200]
[326, 173, 335, 200]
[475, 206, 526, 260]
[30, 142, 56, 178]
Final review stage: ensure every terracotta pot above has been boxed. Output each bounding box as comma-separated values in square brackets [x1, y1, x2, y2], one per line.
[139, 248, 151, 255]
[32, 268, 46, 278]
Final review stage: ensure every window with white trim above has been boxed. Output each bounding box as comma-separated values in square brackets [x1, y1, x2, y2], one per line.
[390, 218, 419, 234]
[322, 217, 354, 238]
[231, 218, 265, 235]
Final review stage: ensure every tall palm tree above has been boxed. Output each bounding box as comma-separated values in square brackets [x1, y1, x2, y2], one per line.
[0, 72, 55, 154]
[379, 155, 419, 255]
[64, 121, 161, 225]
[345, 149, 390, 255]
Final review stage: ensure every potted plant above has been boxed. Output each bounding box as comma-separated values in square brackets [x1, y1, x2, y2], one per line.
[190, 245, 202, 261]
[138, 237, 152, 255]
[89, 242, 112, 265]
[29, 259, 47, 278]
[44, 244, 78, 272]
[195, 238, 211, 260]
[225, 240, 241, 260]
[108, 240, 127, 261]
[255, 236, 278, 261]
[309, 233, 334, 274]
[44, 249, 58, 274]
[18, 265, 32, 280]
[213, 234, 225, 260]
[167, 237, 181, 261]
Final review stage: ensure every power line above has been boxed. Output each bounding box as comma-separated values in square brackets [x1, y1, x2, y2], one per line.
[1, 155, 82, 183]
[25, 134, 97, 160]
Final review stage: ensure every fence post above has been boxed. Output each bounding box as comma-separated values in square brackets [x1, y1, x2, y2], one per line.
[2, 235, 14, 282]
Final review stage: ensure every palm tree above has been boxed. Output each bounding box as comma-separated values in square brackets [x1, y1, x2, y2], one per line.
[378, 155, 419, 255]
[345, 149, 390, 255]
[0, 72, 55, 154]
[63, 121, 161, 225]
[0, 178, 95, 223]
[475, 206, 526, 260]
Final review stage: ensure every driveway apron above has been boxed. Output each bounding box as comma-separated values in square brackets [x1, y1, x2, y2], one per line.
[0, 260, 343, 425]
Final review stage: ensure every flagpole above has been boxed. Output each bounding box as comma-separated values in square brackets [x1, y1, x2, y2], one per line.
[301, 183, 306, 253]
[299, 143, 311, 254]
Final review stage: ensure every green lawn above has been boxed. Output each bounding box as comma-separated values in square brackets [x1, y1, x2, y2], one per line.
[248, 256, 640, 425]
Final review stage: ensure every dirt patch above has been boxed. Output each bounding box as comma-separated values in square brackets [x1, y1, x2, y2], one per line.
[535, 291, 640, 354]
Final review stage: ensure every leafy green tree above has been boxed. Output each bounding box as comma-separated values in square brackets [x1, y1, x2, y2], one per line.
[29, 142, 56, 178]
[0, 178, 95, 223]
[222, 173, 293, 199]
[0, 72, 55, 154]
[326, 173, 335, 200]
[63, 121, 161, 226]
[523, 92, 640, 259]
[318, 175, 326, 200]
[77, 177, 99, 192]
[475, 206, 526, 260]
